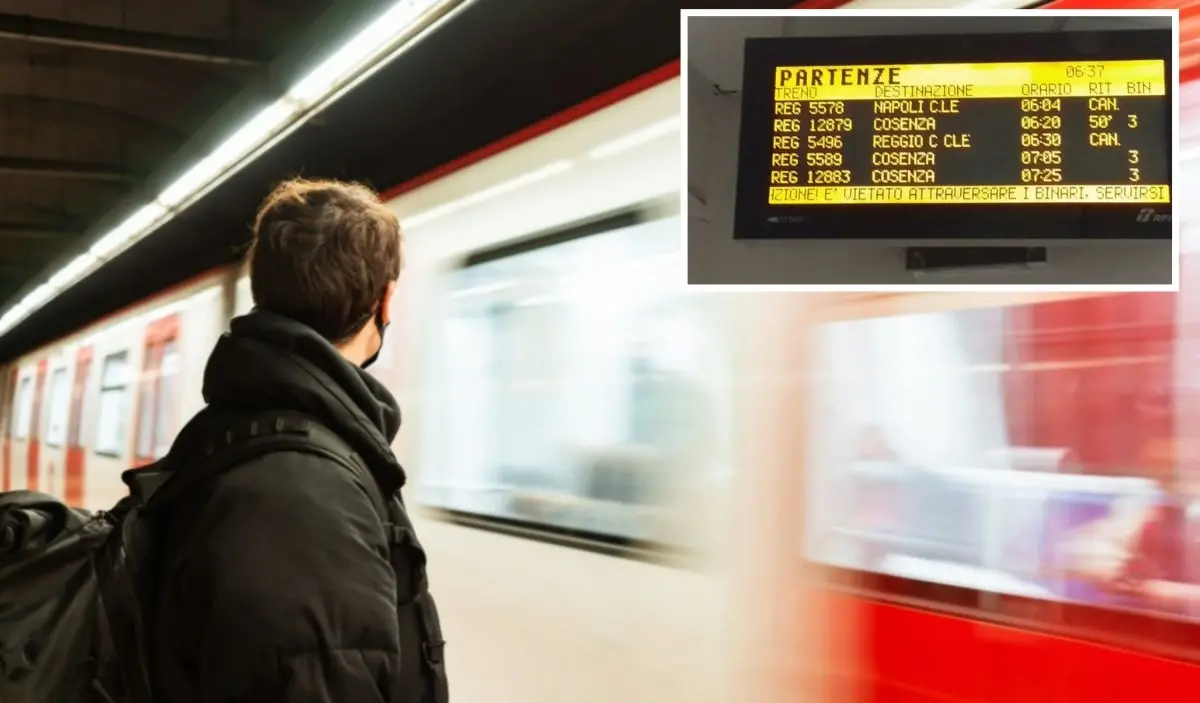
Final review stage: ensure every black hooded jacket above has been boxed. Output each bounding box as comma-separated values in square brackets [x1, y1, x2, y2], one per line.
[148, 310, 421, 703]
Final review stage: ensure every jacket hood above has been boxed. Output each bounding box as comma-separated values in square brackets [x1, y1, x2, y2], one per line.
[198, 309, 405, 492]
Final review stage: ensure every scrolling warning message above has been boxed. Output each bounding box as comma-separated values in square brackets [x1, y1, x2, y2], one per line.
[765, 59, 1170, 206]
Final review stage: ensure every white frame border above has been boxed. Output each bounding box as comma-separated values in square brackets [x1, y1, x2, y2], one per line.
[680, 7, 1183, 293]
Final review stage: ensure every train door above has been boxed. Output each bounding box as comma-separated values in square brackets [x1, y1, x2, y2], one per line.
[65, 346, 93, 506]
[726, 293, 857, 703]
[788, 291, 1059, 703]
[133, 314, 181, 468]
[40, 357, 73, 500]
[25, 359, 46, 492]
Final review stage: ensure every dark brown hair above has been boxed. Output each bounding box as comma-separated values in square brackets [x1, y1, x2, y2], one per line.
[247, 178, 402, 344]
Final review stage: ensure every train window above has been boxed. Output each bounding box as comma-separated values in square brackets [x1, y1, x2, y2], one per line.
[12, 376, 32, 440]
[804, 293, 1200, 624]
[44, 367, 70, 447]
[418, 211, 732, 550]
[2, 369, 12, 440]
[94, 352, 131, 456]
[153, 340, 180, 460]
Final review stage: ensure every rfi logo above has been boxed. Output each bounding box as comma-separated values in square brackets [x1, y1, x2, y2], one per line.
[1136, 208, 1171, 223]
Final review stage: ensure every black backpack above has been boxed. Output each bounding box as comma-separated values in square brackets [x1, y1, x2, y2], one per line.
[0, 479, 159, 702]
[0, 409, 448, 703]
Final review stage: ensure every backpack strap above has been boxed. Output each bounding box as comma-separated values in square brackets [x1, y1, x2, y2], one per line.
[93, 495, 156, 703]
[385, 501, 449, 703]
[300, 420, 449, 703]
[145, 412, 326, 509]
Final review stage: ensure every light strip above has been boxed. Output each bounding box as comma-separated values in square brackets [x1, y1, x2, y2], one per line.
[89, 203, 170, 258]
[402, 160, 576, 228]
[0, 0, 468, 335]
[156, 102, 298, 210]
[587, 116, 680, 160]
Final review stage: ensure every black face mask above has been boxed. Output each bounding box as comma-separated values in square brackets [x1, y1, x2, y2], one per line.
[361, 305, 389, 370]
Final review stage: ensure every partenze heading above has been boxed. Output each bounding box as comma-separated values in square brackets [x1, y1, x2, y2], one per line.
[776, 66, 902, 88]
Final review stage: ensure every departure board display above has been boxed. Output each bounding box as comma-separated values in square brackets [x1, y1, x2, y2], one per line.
[733, 28, 1174, 240]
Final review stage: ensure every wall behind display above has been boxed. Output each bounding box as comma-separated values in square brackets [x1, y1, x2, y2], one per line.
[685, 16, 1178, 285]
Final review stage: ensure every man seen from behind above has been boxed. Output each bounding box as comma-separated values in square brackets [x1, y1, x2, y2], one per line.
[149, 178, 447, 703]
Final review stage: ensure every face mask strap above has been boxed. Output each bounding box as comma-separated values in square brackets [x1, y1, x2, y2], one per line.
[361, 299, 389, 369]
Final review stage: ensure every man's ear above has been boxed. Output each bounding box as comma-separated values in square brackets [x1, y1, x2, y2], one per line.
[379, 280, 397, 325]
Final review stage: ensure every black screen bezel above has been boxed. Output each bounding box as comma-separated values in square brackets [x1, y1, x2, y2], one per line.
[733, 28, 1174, 241]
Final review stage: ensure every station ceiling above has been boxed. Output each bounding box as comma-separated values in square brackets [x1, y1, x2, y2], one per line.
[0, 0, 351, 308]
[0, 0, 798, 361]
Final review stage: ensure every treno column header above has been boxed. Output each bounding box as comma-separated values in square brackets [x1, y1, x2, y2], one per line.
[773, 60, 1166, 101]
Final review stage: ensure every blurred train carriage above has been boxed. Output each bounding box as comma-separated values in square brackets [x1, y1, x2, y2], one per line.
[790, 290, 1200, 702]
[0, 0, 1199, 701]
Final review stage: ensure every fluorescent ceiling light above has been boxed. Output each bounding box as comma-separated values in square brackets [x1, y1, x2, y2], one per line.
[403, 160, 575, 228]
[0, 0, 464, 335]
[89, 203, 170, 259]
[157, 101, 297, 209]
[289, 0, 445, 105]
[587, 116, 680, 160]
[19, 284, 57, 312]
[47, 254, 100, 291]
[0, 307, 23, 329]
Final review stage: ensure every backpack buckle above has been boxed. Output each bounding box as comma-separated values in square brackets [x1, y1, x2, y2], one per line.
[387, 523, 409, 545]
[422, 640, 446, 665]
